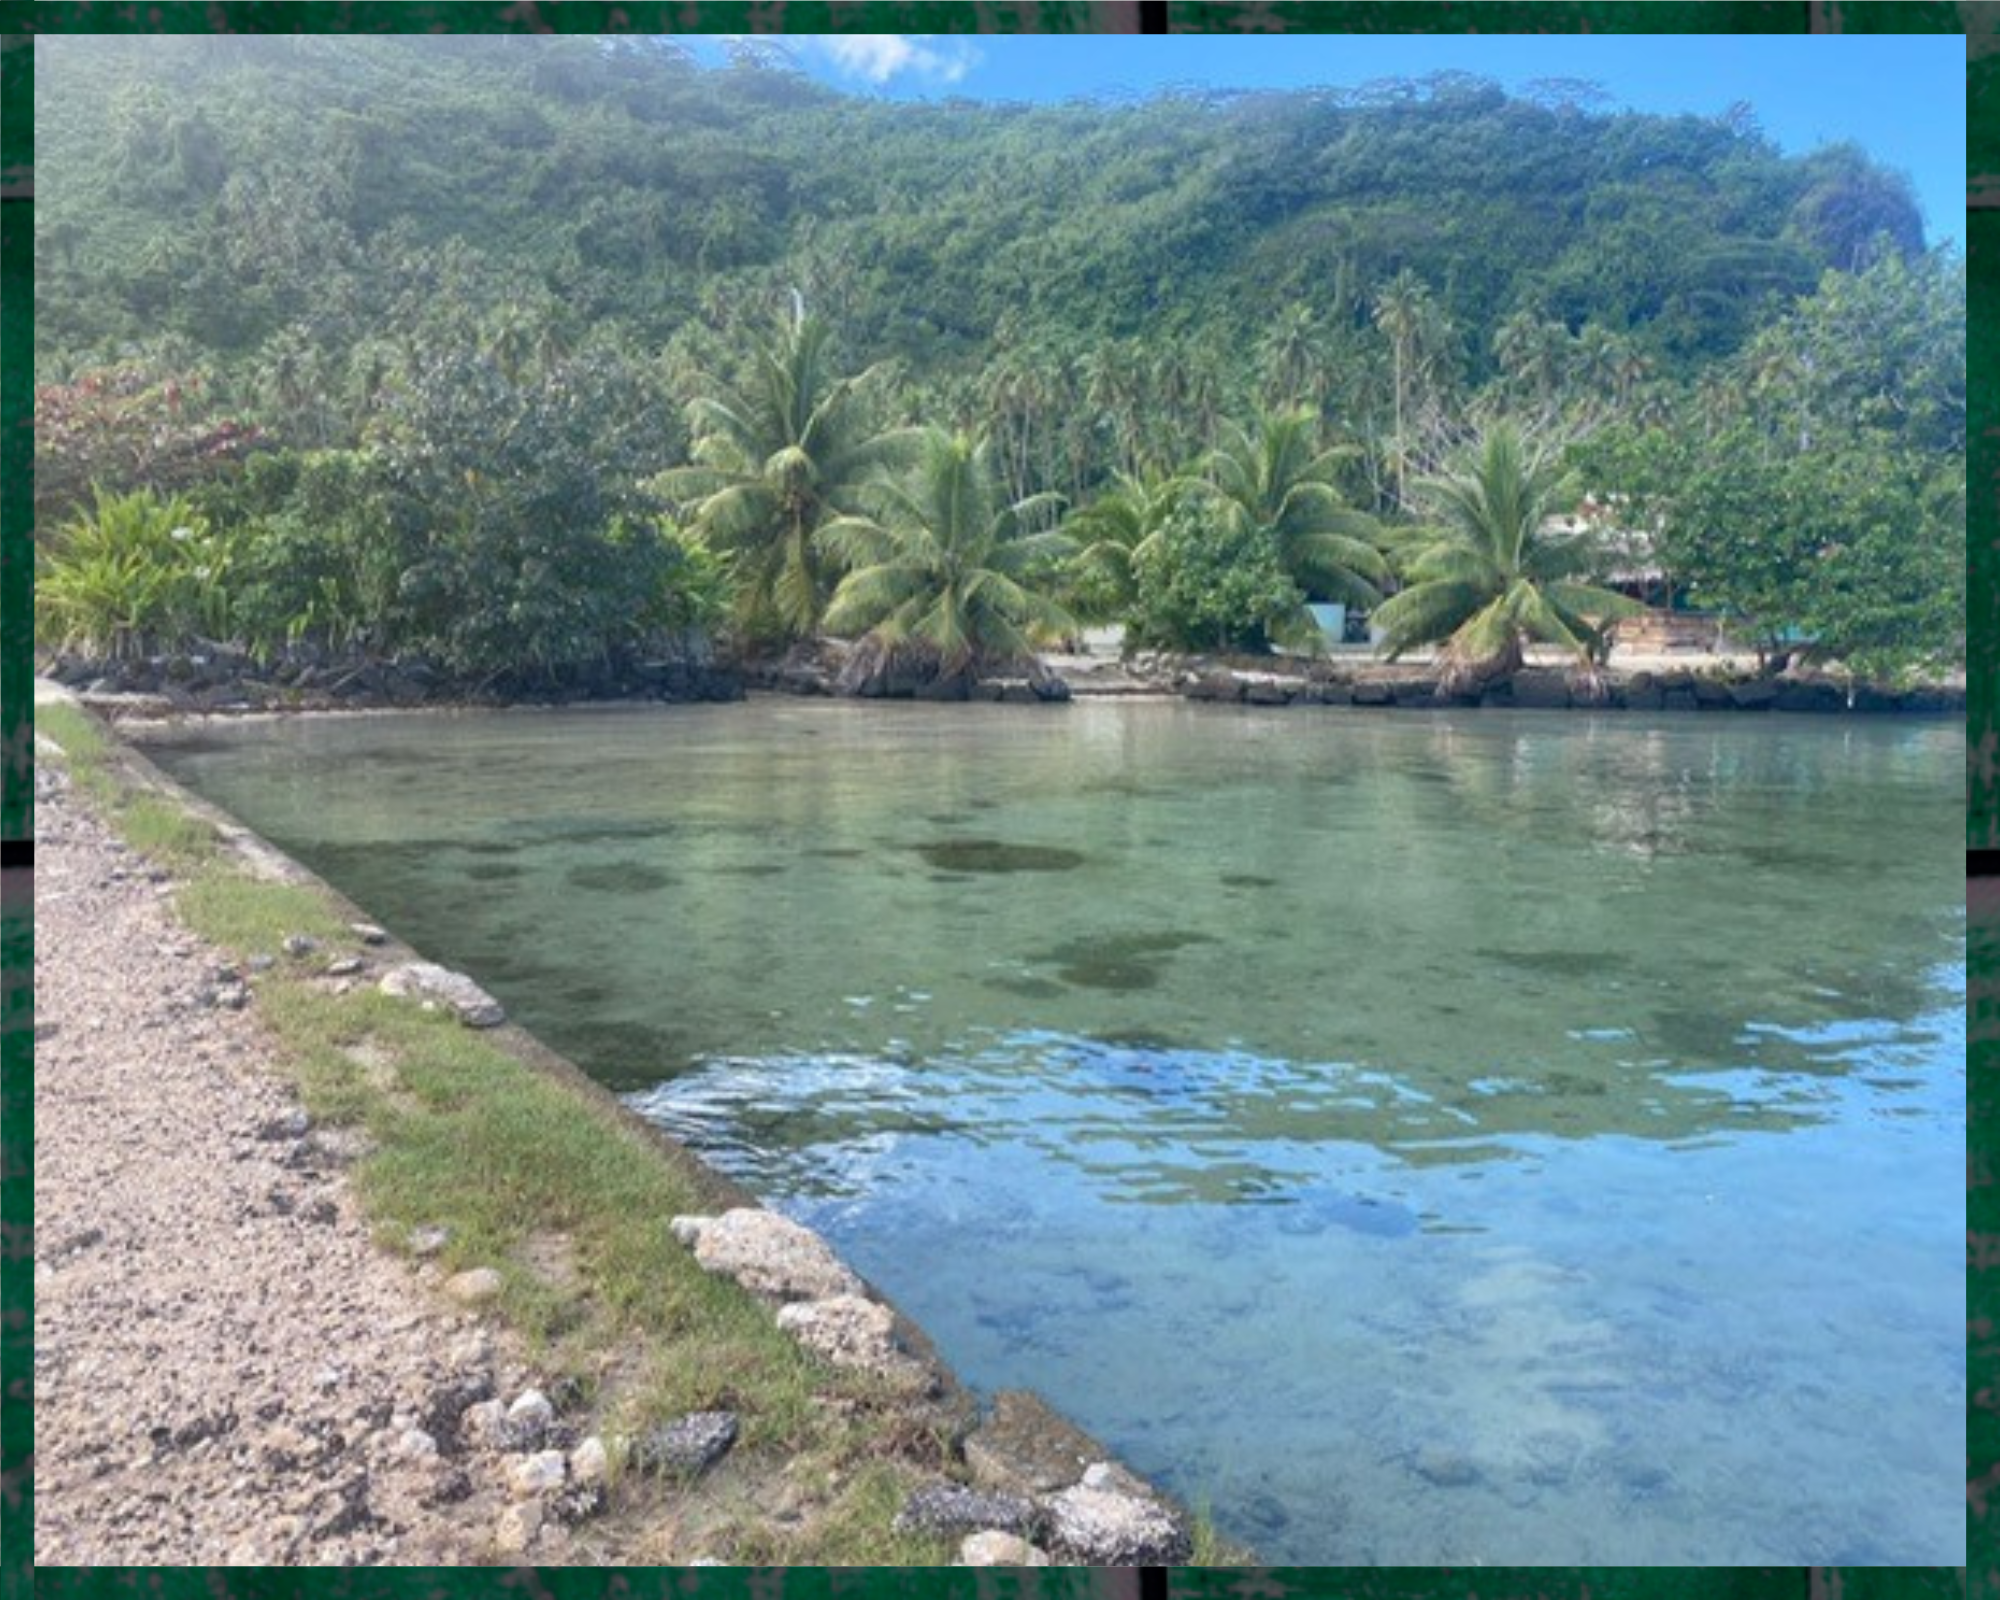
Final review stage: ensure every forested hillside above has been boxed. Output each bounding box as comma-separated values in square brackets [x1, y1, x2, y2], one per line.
[34, 35, 1961, 689]
[37, 36, 1926, 429]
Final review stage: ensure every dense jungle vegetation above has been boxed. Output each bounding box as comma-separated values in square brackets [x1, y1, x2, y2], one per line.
[33, 35, 1965, 689]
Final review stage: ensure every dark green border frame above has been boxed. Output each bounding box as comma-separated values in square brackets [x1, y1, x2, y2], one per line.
[0, 2, 1972, 1594]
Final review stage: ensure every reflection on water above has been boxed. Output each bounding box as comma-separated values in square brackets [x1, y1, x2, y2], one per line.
[143, 701, 1964, 1564]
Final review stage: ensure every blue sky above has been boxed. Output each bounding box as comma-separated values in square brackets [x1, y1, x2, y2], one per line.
[690, 33, 1965, 251]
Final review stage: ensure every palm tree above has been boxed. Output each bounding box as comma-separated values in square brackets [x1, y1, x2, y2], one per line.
[818, 430, 1077, 679]
[657, 311, 919, 646]
[1204, 410, 1389, 615]
[1369, 421, 1641, 693]
[1372, 269, 1434, 507]
[1260, 303, 1323, 411]
[1060, 467, 1192, 621]
[1494, 308, 1572, 412]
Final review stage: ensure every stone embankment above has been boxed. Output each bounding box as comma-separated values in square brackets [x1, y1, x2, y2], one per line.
[38, 645, 744, 714]
[1147, 658, 1962, 714]
[667, 1208, 1194, 1564]
[46, 636, 1957, 719]
[34, 706, 1205, 1566]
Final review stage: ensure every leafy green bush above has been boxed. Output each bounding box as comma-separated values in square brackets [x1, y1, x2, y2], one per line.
[37, 487, 237, 659]
[201, 448, 398, 658]
[609, 515, 736, 648]
[1126, 496, 1307, 654]
[363, 343, 664, 682]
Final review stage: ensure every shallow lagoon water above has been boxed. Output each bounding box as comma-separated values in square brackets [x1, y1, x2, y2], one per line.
[146, 700, 1964, 1563]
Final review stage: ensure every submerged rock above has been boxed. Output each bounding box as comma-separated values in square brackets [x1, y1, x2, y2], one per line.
[378, 962, 506, 1028]
[669, 1208, 864, 1302]
[964, 1390, 1104, 1497]
[914, 839, 1086, 875]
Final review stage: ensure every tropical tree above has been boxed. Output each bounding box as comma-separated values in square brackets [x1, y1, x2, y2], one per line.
[1370, 421, 1641, 692]
[818, 429, 1077, 679]
[1127, 497, 1307, 655]
[658, 310, 919, 646]
[1372, 268, 1444, 507]
[1058, 466, 1193, 623]
[1203, 409, 1390, 615]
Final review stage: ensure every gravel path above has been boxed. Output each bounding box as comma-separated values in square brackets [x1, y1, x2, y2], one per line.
[34, 764, 547, 1566]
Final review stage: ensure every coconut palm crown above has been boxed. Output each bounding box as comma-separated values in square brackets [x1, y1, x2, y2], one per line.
[1369, 421, 1641, 692]
[818, 429, 1077, 676]
[1203, 409, 1390, 612]
[657, 311, 920, 645]
[1059, 466, 1195, 622]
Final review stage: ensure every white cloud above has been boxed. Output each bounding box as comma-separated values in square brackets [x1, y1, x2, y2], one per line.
[812, 34, 978, 88]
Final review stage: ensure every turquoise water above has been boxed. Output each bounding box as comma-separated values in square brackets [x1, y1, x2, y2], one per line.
[144, 701, 1964, 1564]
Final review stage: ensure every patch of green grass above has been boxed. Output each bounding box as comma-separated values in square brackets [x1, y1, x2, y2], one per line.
[37, 700, 119, 811]
[120, 794, 218, 865]
[176, 874, 352, 957]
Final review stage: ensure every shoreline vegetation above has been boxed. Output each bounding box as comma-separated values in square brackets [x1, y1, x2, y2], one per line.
[36, 683, 1245, 1566]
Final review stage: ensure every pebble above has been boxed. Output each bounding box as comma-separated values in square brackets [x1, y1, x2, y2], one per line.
[460, 1399, 508, 1447]
[254, 1111, 312, 1142]
[351, 923, 389, 944]
[510, 1449, 567, 1499]
[282, 934, 319, 957]
[957, 1530, 1052, 1566]
[505, 1389, 555, 1447]
[493, 1499, 543, 1555]
[445, 1327, 491, 1368]
[569, 1436, 608, 1486]
[444, 1267, 504, 1306]
[393, 1428, 439, 1461]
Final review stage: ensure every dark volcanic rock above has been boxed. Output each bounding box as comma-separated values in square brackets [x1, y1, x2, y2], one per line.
[1508, 671, 1572, 710]
[893, 1481, 1037, 1538]
[632, 1410, 739, 1477]
[1186, 672, 1244, 703]
[1623, 673, 1663, 711]
[1727, 679, 1779, 710]
[1775, 680, 1842, 713]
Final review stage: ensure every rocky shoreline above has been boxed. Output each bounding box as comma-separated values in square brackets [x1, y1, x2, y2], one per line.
[34, 693, 1213, 1566]
[41, 639, 1961, 720]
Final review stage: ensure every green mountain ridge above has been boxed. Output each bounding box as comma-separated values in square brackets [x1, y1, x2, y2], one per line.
[36, 34, 1924, 411]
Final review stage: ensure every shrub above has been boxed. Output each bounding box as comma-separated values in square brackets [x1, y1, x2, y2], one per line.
[1126, 497, 1306, 654]
[37, 487, 236, 660]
